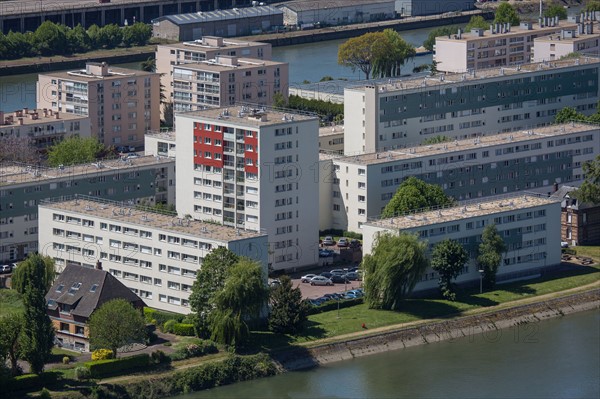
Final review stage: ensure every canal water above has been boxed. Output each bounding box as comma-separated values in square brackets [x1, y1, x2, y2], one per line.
[173, 309, 600, 399]
[0, 28, 435, 111]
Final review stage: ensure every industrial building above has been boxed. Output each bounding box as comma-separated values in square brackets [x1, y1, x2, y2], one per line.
[319, 123, 600, 232]
[175, 106, 320, 271]
[277, 0, 396, 27]
[0, 155, 176, 263]
[37, 62, 160, 150]
[362, 193, 561, 293]
[343, 56, 599, 155]
[396, 0, 474, 17]
[38, 196, 268, 314]
[151, 5, 284, 41]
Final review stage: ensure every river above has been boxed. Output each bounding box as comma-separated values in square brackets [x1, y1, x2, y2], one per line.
[173, 310, 600, 399]
[0, 28, 435, 112]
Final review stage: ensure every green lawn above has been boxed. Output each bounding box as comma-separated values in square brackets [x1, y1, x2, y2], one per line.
[571, 245, 600, 262]
[248, 264, 600, 351]
[0, 289, 23, 317]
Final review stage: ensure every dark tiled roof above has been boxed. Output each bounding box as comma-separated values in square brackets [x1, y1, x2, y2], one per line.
[154, 6, 282, 26]
[46, 264, 144, 318]
[550, 185, 597, 211]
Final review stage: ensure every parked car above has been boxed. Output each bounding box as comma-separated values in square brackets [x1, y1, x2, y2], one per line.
[308, 298, 323, 306]
[322, 236, 335, 246]
[268, 279, 281, 287]
[301, 274, 317, 283]
[346, 289, 364, 297]
[349, 239, 361, 249]
[337, 237, 349, 247]
[317, 296, 332, 302]
[330, 274, 350, 284]
[126, 152, 140, 159]
[0, 264, 12, 274]
[323, 293, 343, 300]
[117, 146, 127, 153]
[319, 249, 334, 257]
[128, 146, 136, 152]
[320, 272, 333, 279]
[345, 271, 362, 281]
[310, 276, 333, 286]
[330, 269, 346, 275]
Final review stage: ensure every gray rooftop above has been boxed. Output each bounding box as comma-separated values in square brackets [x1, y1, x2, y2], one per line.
[278, 0, 395, 12]
[177, 105, 317, 128]
[154, 6, 282, 26]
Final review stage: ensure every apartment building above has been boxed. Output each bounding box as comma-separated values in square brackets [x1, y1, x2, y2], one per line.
[319, 125, 344, 154]
[0, 108, 90, 150]
[145, 130, 176, 158]
[534, 23, 600, 62]
[343, 56, 599, 155]
[321, 122, 599, 232]
[38, 196, 268, 314]
[175, 106, 319, 271]
[156, 37, 272, 108]
[170, 55, 288, 113]
[434, 17, 577, 73]
[0, 155, 175, 263]
[362, 193, 561, 293]
[37, 62, 160, 149]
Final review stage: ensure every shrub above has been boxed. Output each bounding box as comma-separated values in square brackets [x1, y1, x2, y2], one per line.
[75, 367, 91, 381]
[170, 340, 218, 361]
[150, 350, 171, 365]
[91, 349, 114, 361]
[3, 373, 59, 394]
[144, 308, 184, 330]
[62, 356, 70, 365]
[40, 387, 51, 399]
[171, 323, 195, 336]
[85, 354, 150, 378]
[163, 319, 177, 333]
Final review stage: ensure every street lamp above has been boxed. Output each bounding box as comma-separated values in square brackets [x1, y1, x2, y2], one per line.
[478, 269, 484, 294]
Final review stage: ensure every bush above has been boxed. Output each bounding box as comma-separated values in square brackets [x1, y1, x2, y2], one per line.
[62, 356, 70, 365]
[150, 350, 171, 365]
[171, 323, 195, 336]
[170, 340, 218, 361]
[307, 297, 364, 315]
[144, 308, 184, 330]
[163, 319, 177, 333]
[319, 229, 363, 240]
[75, 367, 91, 381]
[91, 349, 114, 361]
[40, 387, 51, 399]
[2, 373, 59, 394]
[85, 354, 150, 378]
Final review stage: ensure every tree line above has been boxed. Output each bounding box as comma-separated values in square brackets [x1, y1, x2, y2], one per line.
[0, 20, 152, 60]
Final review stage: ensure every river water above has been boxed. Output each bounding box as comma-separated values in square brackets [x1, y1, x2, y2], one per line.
[174, 310, 600, 399]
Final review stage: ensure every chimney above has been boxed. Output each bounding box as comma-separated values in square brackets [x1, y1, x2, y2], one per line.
[54, 112, 60, 119]
[553, 182, 559, 193]
[490, 24, 494, 34]
[95, 260, 103, 270]
[43, 109, 48, 117]
[18, 117, 24, 125]
[0, 111, 3, 124]
[23, 107, 29, 114]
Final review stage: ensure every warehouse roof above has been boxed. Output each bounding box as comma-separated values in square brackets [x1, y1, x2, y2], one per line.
[278, 0, 395, 12]
[153, 6, 282, 26]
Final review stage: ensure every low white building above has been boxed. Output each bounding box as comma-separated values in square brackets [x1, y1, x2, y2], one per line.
[38, 196, 268, 314]
[533, 22, 600, 62]
[362, 193, 561, 293]
[278, 0, 396, 27]
[145, 130, 177, 159]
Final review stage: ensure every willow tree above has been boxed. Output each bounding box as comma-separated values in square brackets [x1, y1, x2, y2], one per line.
[363, 233, 428, 310]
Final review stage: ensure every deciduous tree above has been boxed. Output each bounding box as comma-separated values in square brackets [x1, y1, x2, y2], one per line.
[554, 106, 586, 124]
[47, 136, 105, 167]
[494, 3, 520, 26]
[0, 313, 24, 376]
[544, 3, 568, 20]
[11, 256, 55, 296]
[18, 254, 55, 374]
[372, 29, 415, 78]
[382, 177, 454, 218]
[423, 26, 458, 51]
[268, 275, 308, 334]
[465, 16, 489, 31]
[363, 233, 428, 310]
[573, 155, 600, 205]
[34, 21, 68, 56]
[88, 299, 146, 357]
[430, 239, 469, 301]
[585, 1, 600, 12]
[477, 225, 507, 289]
[338, 32, 389, 80]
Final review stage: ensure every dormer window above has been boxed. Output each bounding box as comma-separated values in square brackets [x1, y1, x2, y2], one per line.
[68, 282, 82, 295]
[90, 284, 99, 293]
[60, 304, 71, 314]
[55, 284, 64, 293]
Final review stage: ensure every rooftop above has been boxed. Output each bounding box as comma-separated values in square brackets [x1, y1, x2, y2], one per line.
[0, 108, 87, 127]
[154, 5, 282, 26]
[146, 129, 176, 142]
[334, 122, 599, 165]
[40, 64, 155, 81]
[347, 56, 600, 93]
[319, 125, 344, 137]
[365, 193, 558, 230]
[40, 196, 266, 243]
[161, 37, 268, 51]
[535, 23, 600, 43]
[174, 56, 284, 71]
[436, 20, 577, 42]
[278, 0, 395, 12]
[177, 105, 317, 127]
[0, 155, 174, 186]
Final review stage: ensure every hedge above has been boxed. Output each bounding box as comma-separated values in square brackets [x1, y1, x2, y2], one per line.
[118, 354, 278, 399]
[1, 372, 59, 395]
[319, 229, 363, 240]
[144, 308, 185, 330]
[165, 323, 195, 336]
[307, 297, 364, 315]
[85, 353, 150, 378]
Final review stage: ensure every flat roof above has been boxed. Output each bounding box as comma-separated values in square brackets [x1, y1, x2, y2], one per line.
[365, 193, 557, 230]
[40, 66, 155, 82]
[177, 105, 317, 128]
[40, 197, 266, 243]
[535, 29, 600, 44]
[319, 125, 344, 137]
[436, 21, 578, 43]
[161, 38, 269, 51]
[334, 122, 599, 166]
[0, 155, 174, 186]
[174, 57, 285, 72]
[0, 109, 87, 126]
[279, 0, 395, 12]
[146, 130, 176, 142]
[154, 6, 282, 26]
[347, 56, 600, 93]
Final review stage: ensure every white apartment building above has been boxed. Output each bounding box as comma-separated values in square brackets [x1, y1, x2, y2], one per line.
[38, 196, 268, 314]
[145, 130, 177, 159]
[321, 122, 600, 232]
[434, 18, 577, 73]
[534, 22, 600, 62]
[0, 155, 175, 263]
[37, 62, 160, 149]
[362, 193, 561, 293]
[170, 55, 288, 113]
[156, 37, 272, 109]
[318, 125, 344, 154]
[0, 108, 90, 150]
[343, 56, 599, 155]
[175, 106, 319, 271]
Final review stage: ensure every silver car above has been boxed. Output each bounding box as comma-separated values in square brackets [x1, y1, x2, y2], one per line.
[310, 276, 333, 286]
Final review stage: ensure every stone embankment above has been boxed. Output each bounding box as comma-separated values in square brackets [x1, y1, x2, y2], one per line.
[272, 289, 599, 371]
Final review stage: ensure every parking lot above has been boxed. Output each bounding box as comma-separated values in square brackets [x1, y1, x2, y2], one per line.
[293, 276, 363, 299]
